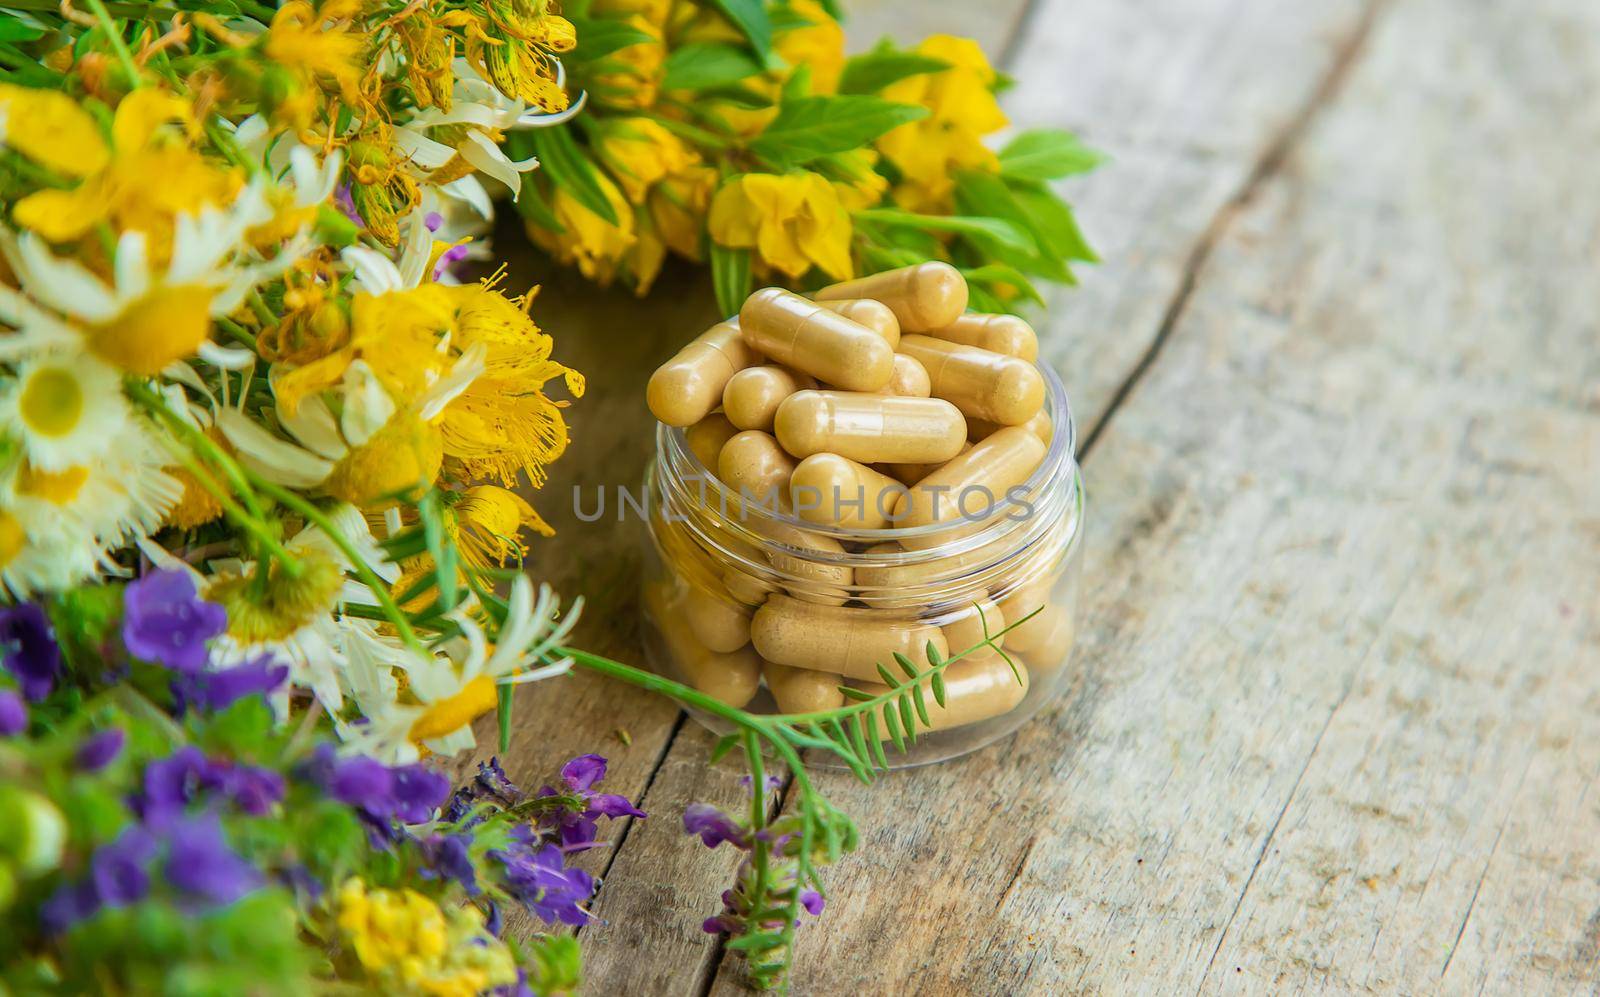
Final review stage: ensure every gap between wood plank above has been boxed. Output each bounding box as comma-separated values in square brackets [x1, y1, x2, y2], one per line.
[1079, 0, 1393, 460]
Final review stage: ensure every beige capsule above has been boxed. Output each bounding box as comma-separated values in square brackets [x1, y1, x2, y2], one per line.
[815, 298, 900, 349]
[925, 312, 1038, 362]
[854, 532, 1017, 604]
[722, 365, 816, 432]
[753, 520, 852, 606]
[851, 657, 1030, 734]
[723, 566, 778, 607]
[718, 430, 795, 508]
[774, 390, 966, 465]
[763, 660, 845, 713]
[647, 320, 761, 426]
[899, 335, 1045, 426]
[684, 411, 739, 473]
[940, 596, 1006, 662]
[994, 574, 1060, 650]
[644, 583, 760, 707]
[751, 594, 948, 681]
[739, 288, 895, 391]
[815, 262, 967, 332]
[882, 441, 970, 487]
[882, 353, 931, 398]
[969, 407, 1052, 445]
[683, 585, 752, 653]
[789, 453, 907, 530]
[893, 426, 1047, 531]
[1009, 609, 1075, 672]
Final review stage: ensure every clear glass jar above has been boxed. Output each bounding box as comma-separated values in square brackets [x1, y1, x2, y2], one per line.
[638, 363, 1085, 768]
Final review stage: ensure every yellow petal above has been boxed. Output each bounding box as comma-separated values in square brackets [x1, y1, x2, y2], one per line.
[0, 84, 108, 176]
[12, 184, 107, 242]
[111, 88, 196, 150]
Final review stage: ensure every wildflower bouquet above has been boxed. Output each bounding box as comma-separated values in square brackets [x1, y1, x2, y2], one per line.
[511, 0, 1102, 315]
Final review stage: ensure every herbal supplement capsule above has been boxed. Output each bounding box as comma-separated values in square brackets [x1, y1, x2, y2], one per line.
[750, 594, 948, 682]
[644, 584, 760, 707]
[723, 566, 777, 607]
[647, 320, 761, 426]
[925, 312, 1038, 362]
[853, 657, 1029, 734]
[940, 597, 1006, 662]
[969, 408, 1052, 445]
[685, 411, 739, 473]
[683, 585, 752, 653]
[994, 572, 1060, 648]
[882, 441, 970, 487]
[718, 430, 795, 507]
[815, 298, 900, 349]
[763, 660, 845, 713]
[815, 262, 967, 332]
[899, 335, 1045, 426]
[1009, 609, 1075, 671]
[789, 453, 906, 530]
[754, 520, 852, 606]
[882, 353, 931, 398]
[722, 365, 816, 432]
[739, 288, 895, 391]
[774, 390, 966, 465]
[893, 426, 1047, 531]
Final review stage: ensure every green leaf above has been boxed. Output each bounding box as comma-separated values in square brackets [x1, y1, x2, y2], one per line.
[875, 663, 899, 688]
[961, 264, 1046, 307]
[852, 207, 1035, 257]
[527, 128, 618, 225]
[893, 652, 918, 679]
[1008, 180, 1099, 263]
[498, 683, 513, 753]
[998, 128, 1106, 181]
[882, 703, 905, 752]
[662, 42, 764, 91]
[838, 50, 951, 95]
[911, 682, 931, 727]
[748, 95, 927, 169]
[710, 242, 751, 319]
[899, 693, 917, 742]
[569, 17, 654, 64]
[709, 733, 740, 763]
[845, 716, 871, 774]
[708, 0, 773, 60]
[930, 670, 947, 707]
[839, 685, 875, 703]
[865, 712, 887, 768]
[925, 640, 944, 666]
[0, 15, 45, 41]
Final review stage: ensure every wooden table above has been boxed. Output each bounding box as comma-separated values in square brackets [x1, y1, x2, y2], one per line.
[461, 0, 1600, 991]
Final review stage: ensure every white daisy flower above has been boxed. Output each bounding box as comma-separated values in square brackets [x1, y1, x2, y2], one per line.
[0, 353, 128, 471]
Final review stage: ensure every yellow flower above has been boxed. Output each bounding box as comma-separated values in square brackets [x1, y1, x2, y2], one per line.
[708, 172, 854, 281]
[336, 878, 517, 997]
[0, 85, 110, 177]
[468, 24, 569, 112]
[776, 0, 846, 94]
[826, 148, 889, 212]
[877, 35, 1008, 212]
[266, 1, 365, 101]
[11, 88, 239, 257]
[590, 15, 666, 111]
[594, 117, 699, 204]
[525, 173, 638, 285]
[454, 484, 544, 570]
[324, 413, 445, 507]
[649, 163, 716, 260]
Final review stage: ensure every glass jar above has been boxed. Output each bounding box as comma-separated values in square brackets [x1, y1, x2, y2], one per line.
[638, 363, 1085, 768]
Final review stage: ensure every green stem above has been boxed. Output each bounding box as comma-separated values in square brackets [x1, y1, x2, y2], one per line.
[127, 379, 271, 523]
[160, 441, 304, 577]
[84, 0, 142, 87]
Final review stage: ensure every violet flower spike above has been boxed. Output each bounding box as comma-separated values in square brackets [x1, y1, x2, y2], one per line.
[76, 728, 125, 772]
[682, 803, 748, 850]
[122, 570, 227, 674]
[0, 689, 26, 736]
[162, 815, 263, 906]
[0, 603, 60, 701]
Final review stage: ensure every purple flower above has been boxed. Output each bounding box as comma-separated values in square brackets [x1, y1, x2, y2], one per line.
[495, 841, 594, 927]
[139, 746, 213, 825]
[90, 826, 157, 906]
[76, 729, 125, 772]
[422, 833, 479, 895]
[478, 757, 523, 801]
[163, 815, 262, 906]
[219, 764, 286, 816]
[40, 881, 99, 934]
[424, 211, 444, 232]
[536, 754, 644, 852]
[800, 889, 825, 916]
[1, 603, 59, 701]
[0, 689, 26, 735]
[739, 773, 783, 793]
[172, 656, 288, 714]
[390, 764, 450, 823]
[303, 744, 448, 826]
[335, 184, 363, 226]
[683, 803, 747, 850]
[432, 243, 471, 281]
[122, 571, 227, 674]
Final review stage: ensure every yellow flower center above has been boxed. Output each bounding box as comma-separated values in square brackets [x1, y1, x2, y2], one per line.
[18, 367, 84, 437]
[0, 512, 25, 568]
[15, 464, 88, 504]
[325, 414, 444, 508]
[409, 674, 497, 743]
[89, 285, 216, 375]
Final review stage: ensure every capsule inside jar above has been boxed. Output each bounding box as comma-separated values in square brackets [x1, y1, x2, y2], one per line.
[899, 334, 1045, 426]
[851, 657, 1030, 734]
[774, 390, 966, 465]
[644, 583, 761, 707]
[750, 594, 948, 682]
[788, 453, 906, 530]
[763, 660, 845, 713]
[739, 288, 895, 391]
[722, 365, 816, 432]
[893, 425, 1047, 531]
[685, 411, 739, 472]
[814, 298, 900, 349]
[924, 312, 1038, 362]
[816, 262, 968, 332]
[717, 430, 795, 509]
[647, 320, 761, 427]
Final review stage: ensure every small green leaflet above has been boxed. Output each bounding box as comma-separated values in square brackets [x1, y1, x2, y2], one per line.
[748, 95, 926, 169]
[838, 50, 951, 95]
[1008, 180, 1099, 263]
[708, 0, 773, 62]
[526, 127, 618, 225]
[998, 128, 1106, 181]
[711, 242, 752, 319]
[852, 208, 1034, 256]
[568, 17, 654, 64]
[661, 42, 764, 92]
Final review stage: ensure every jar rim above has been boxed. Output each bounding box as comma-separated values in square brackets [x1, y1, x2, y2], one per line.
[657, 359, 1080, 550]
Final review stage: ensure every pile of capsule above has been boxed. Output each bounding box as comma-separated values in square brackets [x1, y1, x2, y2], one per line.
[643, 262, 1075, 734]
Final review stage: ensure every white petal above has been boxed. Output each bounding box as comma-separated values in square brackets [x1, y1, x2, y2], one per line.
[15, 235, 117, 321]
[273, 390, 347, 460]
[114, 230, 150, 302]
[340, 246, 406, 296]
[441, 176, 495, 219]
[392, 126, 458, 169]
[214, 407, 334, 488]
[460, 130, 526, 199]
[418, 341, 485, 421]
[197, 340, 257, 369]
[339, 360, 396, 446]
